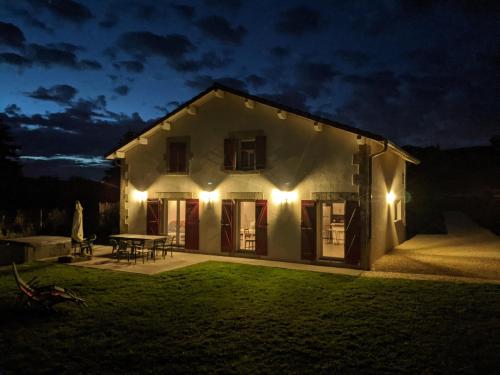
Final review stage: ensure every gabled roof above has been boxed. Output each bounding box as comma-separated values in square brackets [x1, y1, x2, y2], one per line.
[105, 83, 419, 164]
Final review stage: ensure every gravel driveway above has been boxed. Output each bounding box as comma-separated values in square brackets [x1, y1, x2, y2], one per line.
[372, 211, 500, 280]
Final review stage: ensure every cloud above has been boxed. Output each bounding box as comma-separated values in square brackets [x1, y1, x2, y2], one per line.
[169, 51, 232, 72]
[245, 74, 267, 88]
[25, 84, 78, 104]
[117, 31, 195, 61]
[295, 62, 339, 97]
[204, 0, 241, 9]
[196, 16, 246, 44]
[22, 43, 102, 70]
[0, 52, 32, 67]
[4, 5, 53, 33]
[99, 11, 119, 28]
[335, 49, 371, 68]
[0, 41, 101, 70]
[113, 85, 130, 96]
[275, 5, 323, 36]
[1, 93, 151, 164]
[28, 0, 93, 23]
[270, 46, 290, 59]
[0, 22, 26, 48]
[185, 75, 247, 91]
[171, 4, 195, 19]
[5, 104, 21, 115]
[113, 60, 145, 73]
[260, 90, 310, 112]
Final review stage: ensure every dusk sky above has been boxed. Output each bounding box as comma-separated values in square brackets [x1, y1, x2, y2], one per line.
[1, 0, 499, 180]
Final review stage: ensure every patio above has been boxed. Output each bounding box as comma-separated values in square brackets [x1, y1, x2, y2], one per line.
[67, 245, 363, 276]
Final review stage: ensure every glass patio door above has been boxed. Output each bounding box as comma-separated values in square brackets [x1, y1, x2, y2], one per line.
[165, 200, 186, 247]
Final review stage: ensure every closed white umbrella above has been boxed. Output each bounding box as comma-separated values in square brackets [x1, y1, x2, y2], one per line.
[71, 200, 84, 243]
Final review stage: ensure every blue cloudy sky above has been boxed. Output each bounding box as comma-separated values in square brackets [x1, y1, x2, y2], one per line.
[1, 0, 499, 179]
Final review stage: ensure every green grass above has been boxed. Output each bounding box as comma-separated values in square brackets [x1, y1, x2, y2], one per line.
[0, 262, 499, 374]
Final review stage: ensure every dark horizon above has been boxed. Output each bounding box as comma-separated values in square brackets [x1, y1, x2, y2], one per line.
[1, 0, 499, 180]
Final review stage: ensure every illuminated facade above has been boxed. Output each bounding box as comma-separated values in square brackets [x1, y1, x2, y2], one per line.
[106, 84, 419, 269]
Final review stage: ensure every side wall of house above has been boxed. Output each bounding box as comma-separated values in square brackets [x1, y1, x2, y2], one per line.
[122, 91, 361, 262]
[369, 148, 407, 265]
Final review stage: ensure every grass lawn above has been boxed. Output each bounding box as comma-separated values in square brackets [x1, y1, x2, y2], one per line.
[0, 262, 499, 374]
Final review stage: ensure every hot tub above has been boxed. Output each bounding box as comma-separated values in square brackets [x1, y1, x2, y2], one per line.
[0, 236, 71, 265]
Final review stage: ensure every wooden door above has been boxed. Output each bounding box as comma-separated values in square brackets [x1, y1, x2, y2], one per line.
[185, 199, 199, 250]
[345, 200, 361, 265]
[146, 199, 161, 235]
[221, 199, 235, 252]
[255, 200, 268, 255]
[301, 200, 316, 260]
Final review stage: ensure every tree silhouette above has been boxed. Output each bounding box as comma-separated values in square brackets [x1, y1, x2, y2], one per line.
[0, 120, 22, 211]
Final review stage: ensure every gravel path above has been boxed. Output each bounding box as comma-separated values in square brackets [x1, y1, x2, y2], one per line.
[372, 211, 500, 280]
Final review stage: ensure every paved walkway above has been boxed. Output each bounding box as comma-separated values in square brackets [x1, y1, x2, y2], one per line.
[63, 226, 500, 285]
[68, 246, 363, 277]
[372, 212, 500, 280]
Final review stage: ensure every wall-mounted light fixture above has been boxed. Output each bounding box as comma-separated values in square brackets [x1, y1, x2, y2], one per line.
[386, 191, 396, 204]
[277, 110, 287, 120]
[272, 189, 297, 204]
[161, 121, 171, 131]
[133, 190, 148, 202]
[314, 121, 323, 132]
[200, 190, 219, 203]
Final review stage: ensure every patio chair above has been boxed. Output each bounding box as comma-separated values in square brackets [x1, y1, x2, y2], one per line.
[131, 239, 149, 263]
[116, 240, 131, 262]
[244, 229, 255, 250]
[80, 234, 96, 256]
[151, 237, 173, 259]
[109, 238, 118, 257]
[12, 263, 86, 310]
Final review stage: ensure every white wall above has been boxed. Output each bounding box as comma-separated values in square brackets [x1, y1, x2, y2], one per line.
[369, 148, 407, 265]
[123, 91, 363, 261]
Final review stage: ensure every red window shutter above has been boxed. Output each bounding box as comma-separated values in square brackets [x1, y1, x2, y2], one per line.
[185, 199, 199, 250]
[255, 200, 267, 255]
[169, 142, 178, 172]
[255, 135, 266, 169]
[146, 199, 161, 235]
[223, 138, 237, 170]
[177, 142, 187, 172]
[301, 200, 316, 260]
[169, 142, 187, 172]
[221, 199, 235, 252]
[345, 200, 361, 265]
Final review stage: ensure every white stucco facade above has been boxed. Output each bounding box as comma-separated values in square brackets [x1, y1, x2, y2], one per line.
[107, 86, 417, 269]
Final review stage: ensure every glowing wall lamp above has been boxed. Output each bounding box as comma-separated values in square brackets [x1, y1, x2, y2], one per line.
[386, 191, 396, 204]
[133, 190, 148, 202]
[200, 190, 219, 203]
[272, 189, 298, 204]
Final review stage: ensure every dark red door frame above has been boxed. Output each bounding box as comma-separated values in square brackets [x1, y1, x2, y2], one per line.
[221, 199, 235, 252]
[301, 200, 317, 260]
[185, 199, 199, 250]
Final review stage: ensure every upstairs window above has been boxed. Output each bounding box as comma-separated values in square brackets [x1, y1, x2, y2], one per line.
[168, 141, 188, 173]
[239, 139, 256, 170]
[224, 135, 266, 171]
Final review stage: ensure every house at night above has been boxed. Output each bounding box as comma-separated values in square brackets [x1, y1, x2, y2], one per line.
[105, 84, 419, 269]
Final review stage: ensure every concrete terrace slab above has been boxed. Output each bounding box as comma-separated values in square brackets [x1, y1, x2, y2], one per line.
[61, 243, 500, 285]
[372, 211, 500, 280]
[67, 246, 364, 276]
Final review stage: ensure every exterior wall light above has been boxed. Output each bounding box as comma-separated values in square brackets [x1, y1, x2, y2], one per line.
[200, 190, 219, 203]
[133, 190, 148, 202]
[386, 191, 396, 204]
[272, 189, 297, 204]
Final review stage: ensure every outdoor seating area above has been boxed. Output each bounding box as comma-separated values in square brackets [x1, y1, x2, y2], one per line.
[108, 234, 175, 263]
